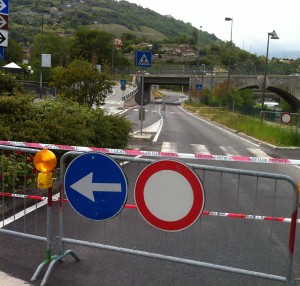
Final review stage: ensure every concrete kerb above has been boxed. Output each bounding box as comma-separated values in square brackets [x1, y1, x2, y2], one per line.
[131, 132, 152, 140]
[0, 271, 32, 285]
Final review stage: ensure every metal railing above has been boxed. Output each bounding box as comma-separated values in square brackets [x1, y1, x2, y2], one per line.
[0, 146, 299, 285]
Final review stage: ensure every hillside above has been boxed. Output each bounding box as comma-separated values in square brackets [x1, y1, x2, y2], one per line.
[9, 0, 218, 44]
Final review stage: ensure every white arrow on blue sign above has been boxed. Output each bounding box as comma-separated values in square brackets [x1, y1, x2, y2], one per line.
[0, 0, 9, 15]
[64, 152, 128, 221]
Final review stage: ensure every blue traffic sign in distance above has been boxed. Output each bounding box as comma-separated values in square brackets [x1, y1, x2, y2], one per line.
[196, 84, 203, 91]
[64, 152, 128, 221]
[0, 47, 4, 60]
[136, 51, 152, 67]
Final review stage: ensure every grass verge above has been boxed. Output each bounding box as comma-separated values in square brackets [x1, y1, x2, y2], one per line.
[183, 104, 300, 147]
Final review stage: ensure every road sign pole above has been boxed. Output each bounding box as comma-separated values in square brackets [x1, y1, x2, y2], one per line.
[140, 69, 144, 135]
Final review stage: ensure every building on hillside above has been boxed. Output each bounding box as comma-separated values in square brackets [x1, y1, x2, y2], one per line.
[114, 38, 123, 50]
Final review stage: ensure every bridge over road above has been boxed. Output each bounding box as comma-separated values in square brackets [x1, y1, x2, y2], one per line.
[137, 74, 300, 110]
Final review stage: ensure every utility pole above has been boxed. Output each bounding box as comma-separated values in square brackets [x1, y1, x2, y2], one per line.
[197, 26, 202, 69]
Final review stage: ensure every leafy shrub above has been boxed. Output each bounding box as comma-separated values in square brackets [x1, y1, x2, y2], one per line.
[0, 95, 133, 148]
[0, 72, 22, 96]
[0, 151, 36, 192]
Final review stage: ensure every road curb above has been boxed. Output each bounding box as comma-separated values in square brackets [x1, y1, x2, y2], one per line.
[0, 271, 32, 285]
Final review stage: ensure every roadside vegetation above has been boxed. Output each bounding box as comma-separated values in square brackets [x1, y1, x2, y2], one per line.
[184, 102, 300, 147]
[0, 92, 133, 193]
[0, 94, 132, 148]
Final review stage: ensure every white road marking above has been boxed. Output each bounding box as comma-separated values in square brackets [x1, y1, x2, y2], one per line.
[0, 193, 60, 228]
[247, 148, 270, 158]
[220, 146, 240, 156]
[191, 144, 211, 155]
[162, 142, 177, 152]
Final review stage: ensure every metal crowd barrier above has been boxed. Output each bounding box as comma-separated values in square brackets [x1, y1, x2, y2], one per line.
[0, 145, 42, 241]
[0, 146, 299, 286]
[122, 87, 138, 102]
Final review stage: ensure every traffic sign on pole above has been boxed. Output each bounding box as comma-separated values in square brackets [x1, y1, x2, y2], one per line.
[0, 14, 8, 30]
[280, 112, 292, 124]
[0, 0, 9, 15]
[0, 29, 7, 47]
[135, 51, 152, 67]
[196, 83, 203, 91]
[64, 152, 128, 221]
[0, 47, 4, 60]
[134, 160, 205, 232]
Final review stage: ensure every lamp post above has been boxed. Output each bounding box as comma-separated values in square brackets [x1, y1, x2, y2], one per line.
[201, 64, 205, 86]
[24, 65, 34, 82]
[260, 30, 279, 122]
[197, 26, 202, 70]
[222, 17, 233, 109]
[225, 17, 233, 88]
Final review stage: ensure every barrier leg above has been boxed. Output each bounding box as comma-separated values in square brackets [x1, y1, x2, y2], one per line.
[31, 185, 80, 285]
[31, 187, 57, 282]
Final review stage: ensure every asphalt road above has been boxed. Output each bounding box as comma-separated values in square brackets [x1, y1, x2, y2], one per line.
[0, 90, 300, 286]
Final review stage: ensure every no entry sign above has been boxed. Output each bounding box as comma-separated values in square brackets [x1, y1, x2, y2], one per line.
[280, 112, 292, 124]
[134, 160, 205, 232]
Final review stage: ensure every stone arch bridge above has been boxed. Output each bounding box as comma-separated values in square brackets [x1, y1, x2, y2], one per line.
[136, 74, 300, 111]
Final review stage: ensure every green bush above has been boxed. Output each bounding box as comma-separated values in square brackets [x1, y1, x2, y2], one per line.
[0, 72, 22, 96]
[0, 95, 133, 148]
[0, 151, 36, 192]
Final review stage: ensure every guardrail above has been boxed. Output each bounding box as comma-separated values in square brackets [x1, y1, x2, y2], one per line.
[121, 83, 138, 102]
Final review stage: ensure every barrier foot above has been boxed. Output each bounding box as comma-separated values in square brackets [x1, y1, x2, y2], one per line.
[31, 255, 57, 282]
[40, 250, 80, 286]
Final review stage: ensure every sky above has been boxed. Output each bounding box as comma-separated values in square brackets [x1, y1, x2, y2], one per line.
[125, 0, 300, 59]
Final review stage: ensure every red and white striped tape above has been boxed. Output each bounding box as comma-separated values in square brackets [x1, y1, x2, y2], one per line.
[1, 192, 299, 223]
[0, 140, 299, 165]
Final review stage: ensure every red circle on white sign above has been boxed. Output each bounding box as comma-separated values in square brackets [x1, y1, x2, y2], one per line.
[134, 160, 205, 232]
[280, 112, 292, 124]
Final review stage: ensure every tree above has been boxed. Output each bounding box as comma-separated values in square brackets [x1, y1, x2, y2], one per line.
[0, 72, 22, 96]
[31, 32, 71, 67]
[51, 59, 113, 108]
[151, 41, 160, 54]
[70, 28, 114, 65]
[4, 37, 24, 63]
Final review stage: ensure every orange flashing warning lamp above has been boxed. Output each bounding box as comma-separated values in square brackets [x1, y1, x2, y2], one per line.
[34, 149, 57, 189]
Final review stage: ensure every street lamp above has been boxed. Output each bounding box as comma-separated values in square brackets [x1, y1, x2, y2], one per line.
[225, 17, 233, 88]
[23, 65, 34, 82]
[260, 30, 279, 122]
[201, 63, 205, 86]
[197, 26, 202, 69]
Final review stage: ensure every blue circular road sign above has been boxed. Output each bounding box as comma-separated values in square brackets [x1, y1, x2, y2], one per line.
[64, 152, 128, 221]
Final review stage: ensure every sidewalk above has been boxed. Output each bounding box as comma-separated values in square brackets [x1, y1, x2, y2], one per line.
[0, 271, 32, 285]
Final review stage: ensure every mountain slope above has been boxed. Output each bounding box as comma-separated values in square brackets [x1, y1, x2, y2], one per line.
[10, 0, 218, 43]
